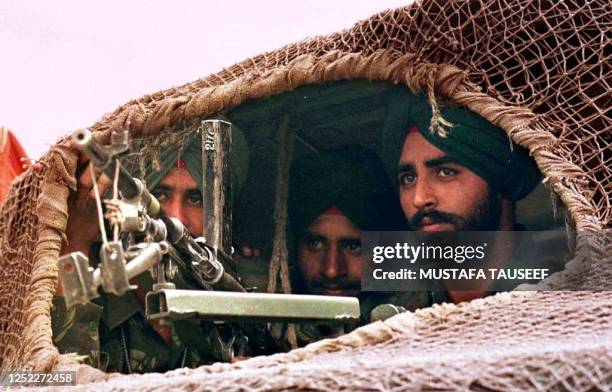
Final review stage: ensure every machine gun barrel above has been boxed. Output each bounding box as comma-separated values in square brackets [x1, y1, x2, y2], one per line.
[71, 129, 244, 292]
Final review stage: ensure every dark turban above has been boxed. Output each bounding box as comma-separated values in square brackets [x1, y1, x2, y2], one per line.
[381, 88, 541, 201]
[288, 145, 406, 239]
[139, 126, 249, 196]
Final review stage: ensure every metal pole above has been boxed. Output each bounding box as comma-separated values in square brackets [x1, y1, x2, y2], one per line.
[201, 120, 233, 256]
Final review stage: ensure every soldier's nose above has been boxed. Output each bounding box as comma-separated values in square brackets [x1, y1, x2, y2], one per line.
[164, 199, 186, 224]
[322, 247, 346, 279]
[412, 179, 437, 210]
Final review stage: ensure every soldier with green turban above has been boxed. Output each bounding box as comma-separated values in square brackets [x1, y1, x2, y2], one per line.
[382, 88, 541, 211]
[53, 127, 255, 373]
[382, 87, 550, 305]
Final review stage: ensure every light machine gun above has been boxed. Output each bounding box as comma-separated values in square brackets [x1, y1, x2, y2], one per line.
[58, 124, 360, 361]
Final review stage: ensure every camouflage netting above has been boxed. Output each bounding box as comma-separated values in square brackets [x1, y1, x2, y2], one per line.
[0, 0, 610, 390]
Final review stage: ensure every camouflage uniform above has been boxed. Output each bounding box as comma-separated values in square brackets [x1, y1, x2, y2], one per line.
[52, 289, 221, 373]
[53, 251, 282, 373]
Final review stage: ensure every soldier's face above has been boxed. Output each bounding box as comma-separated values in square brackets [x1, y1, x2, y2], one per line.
[152, 167, 204, 236]
[397, 131, 501, 232]
[297, 213, 362, 297]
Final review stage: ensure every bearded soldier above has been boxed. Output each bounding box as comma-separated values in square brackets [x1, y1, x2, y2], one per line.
[382, 89, 564, 305]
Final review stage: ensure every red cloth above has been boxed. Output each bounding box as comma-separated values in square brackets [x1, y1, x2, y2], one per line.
[175, 159, 188, 169]
[407, 124, 419, 133]
[321, 205, 344, 215]
[0, 128, 28, 205]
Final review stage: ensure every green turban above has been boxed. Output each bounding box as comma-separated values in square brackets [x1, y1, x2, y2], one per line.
[381, 88, 541, 201]
[288, 145, 406, 239]
[140, 126, 249, 196]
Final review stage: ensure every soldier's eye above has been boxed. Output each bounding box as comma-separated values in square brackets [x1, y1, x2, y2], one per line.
[343, 240, 361, 255]
[302, 234, 326, 251]
[398, 172, 416, 186]
[436, 167, 458, 178]
[306, 239, 324, 251]
[152, 190, 169, 202]
[187, 196, 202, 206]
[185, 191, 203, 206]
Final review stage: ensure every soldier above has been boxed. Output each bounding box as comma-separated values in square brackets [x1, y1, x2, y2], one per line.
[382, 89, 561, 304]
[53, 130, 253, 373]
[286, 145, 425, 345]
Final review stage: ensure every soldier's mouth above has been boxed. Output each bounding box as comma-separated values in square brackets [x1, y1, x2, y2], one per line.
[316, 287, 358, 297]
[418, 217, 454, 232]
[420, 223, 454, 232]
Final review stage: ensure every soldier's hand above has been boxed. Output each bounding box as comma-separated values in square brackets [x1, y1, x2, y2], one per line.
[61, 154, 112, 255]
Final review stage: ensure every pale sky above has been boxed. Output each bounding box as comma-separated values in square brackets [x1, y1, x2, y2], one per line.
[0, 0, 408, 159]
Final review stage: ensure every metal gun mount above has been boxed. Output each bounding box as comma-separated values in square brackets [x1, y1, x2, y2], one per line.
[59, 242, 168, 308]
[146, 289, 360, 324]
[58, 124, 360, 328]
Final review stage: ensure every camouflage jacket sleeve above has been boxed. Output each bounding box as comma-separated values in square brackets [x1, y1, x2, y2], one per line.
[52, 294, 247, 374]
[51, 297, 108, 370]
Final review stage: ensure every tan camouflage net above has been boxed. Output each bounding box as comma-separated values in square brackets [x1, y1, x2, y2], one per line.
[40, 291, 612, 391]
[0, 0, 610, 389]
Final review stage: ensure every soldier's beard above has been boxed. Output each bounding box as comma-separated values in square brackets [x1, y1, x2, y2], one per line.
[409, 190, 501, 231]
